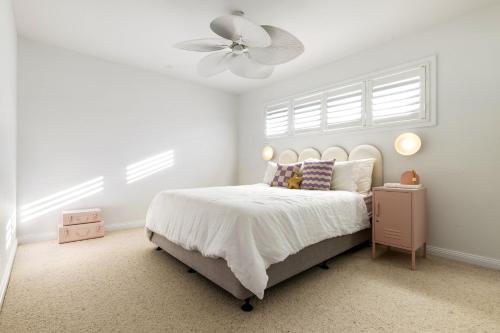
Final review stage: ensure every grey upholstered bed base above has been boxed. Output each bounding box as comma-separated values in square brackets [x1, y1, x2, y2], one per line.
[148, 228, 371, 301]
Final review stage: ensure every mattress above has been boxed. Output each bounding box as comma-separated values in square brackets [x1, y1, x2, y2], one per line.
[146, 184, 371, 299]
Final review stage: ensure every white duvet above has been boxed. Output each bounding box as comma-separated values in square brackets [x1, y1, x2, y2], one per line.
[145, 184, 369, 299]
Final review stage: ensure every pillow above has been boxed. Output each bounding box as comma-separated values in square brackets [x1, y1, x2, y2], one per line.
[330, 158, 376, 193]
[301, 160, 335, 191]
[271, 163, 301, 188]
[263, 161, 278, 185]
[297, 158, 319, 175]
[330, 161, 358, 191]
[355, 158, 375, 194]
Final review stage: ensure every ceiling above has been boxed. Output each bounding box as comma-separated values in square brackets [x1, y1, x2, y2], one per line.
[14, 0, 495, 94]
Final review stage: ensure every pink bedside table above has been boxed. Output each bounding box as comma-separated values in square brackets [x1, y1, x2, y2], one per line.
[371, 186, 427, 270]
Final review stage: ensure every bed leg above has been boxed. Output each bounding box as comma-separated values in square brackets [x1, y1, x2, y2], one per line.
[155, 246, 162, 251]
[241, 298, 253, 312]
[318, 261, 329, 270]
[187, 268, 197, 273]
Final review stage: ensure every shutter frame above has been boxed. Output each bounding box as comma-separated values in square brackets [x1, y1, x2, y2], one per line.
[325, 83, 364, 130]
[370, 66, 427, 126]
[263, 56, 435, 137]
[265, 101, 290, 137]
[292, 93, 323, 133]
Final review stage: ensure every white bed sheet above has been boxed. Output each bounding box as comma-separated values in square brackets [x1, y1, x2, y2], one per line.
[146, 184, 370, 299]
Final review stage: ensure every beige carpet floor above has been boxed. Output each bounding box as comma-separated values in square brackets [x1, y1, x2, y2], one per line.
[1, 228, 500, 332]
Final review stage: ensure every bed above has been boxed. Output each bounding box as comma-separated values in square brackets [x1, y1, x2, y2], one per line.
[146, 145, 382, 311]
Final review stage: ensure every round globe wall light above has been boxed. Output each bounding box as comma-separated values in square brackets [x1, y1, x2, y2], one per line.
[261, 146, 274, 161]
[394, 133, 422, 156]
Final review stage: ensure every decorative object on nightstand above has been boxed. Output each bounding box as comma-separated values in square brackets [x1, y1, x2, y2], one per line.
[371, 186, 427, 270]
[58, 208, 104, 244]
[394, 132, 422, 185]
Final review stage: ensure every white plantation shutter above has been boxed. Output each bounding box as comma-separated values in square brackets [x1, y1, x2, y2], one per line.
[292, 93, 322, 132]
[325, 83, 364, 129]
[265, 102, 290, 137]
[370, 66, 426, 125]
[264, 58, 434, 137]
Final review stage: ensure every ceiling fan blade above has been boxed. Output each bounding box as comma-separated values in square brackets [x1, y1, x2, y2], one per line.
[248, 25, 304, 65]
[174, 38, 231, 52]
[197, 52, 234, 77]
[210, 15, 271, 48]
[229, 54, 273, 79]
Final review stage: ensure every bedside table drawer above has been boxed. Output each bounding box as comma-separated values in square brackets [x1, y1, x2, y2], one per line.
[373, 191, 411, 248]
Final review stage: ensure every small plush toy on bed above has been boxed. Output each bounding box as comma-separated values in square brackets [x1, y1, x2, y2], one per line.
[287, 173, 303, 189]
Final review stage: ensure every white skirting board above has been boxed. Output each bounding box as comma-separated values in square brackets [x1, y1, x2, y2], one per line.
[18, 220, 145, 244]
[427, 245, 500, 271]
[105, 220, 145, 232]
[0, 239, 17, 311]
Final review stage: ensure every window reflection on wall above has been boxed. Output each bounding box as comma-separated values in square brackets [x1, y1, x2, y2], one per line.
[126, 150, 174, 184]
[5, 210, 16, 250]
[20, 176, 104, 222]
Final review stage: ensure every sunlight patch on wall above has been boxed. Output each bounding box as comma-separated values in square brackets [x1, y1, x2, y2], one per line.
[20, 176, 104, 222]
[126, 150, 174, 184]
[5, 210, 16, 250]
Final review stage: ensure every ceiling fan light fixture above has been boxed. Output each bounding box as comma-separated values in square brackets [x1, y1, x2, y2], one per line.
[231, 44, 246, 55]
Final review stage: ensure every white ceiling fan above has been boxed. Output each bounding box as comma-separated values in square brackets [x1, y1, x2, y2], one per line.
[174, 11, 304, 79]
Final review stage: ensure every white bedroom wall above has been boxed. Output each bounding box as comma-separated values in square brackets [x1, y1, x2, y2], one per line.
[238, 4, 500, 261]
[0, 0, 18, 306]
[18, 38, 237, 242]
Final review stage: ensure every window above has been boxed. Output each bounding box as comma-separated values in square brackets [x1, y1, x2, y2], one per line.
[292, 93, 322, 132]
[369, 67, 426, 125]
[265, 102, 290, 137]
[264, 56, 435, 138]
[325, 83, 364, 130]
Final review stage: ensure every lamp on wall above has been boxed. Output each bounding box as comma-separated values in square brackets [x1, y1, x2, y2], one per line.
[261, 145, 274, 161]
[394, 133, 422, 185]
[394, 132, 422, 156]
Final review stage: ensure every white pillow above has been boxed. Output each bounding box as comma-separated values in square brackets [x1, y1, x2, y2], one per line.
[263, 161, 278, 185]
[330, 161, 358, 191]
[330, 158, 375, 193]
[355, 158, 375, 194]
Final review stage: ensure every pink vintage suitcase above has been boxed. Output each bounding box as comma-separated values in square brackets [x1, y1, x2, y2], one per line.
[58, 221, 105, 244]
[62, 208, 102, 226]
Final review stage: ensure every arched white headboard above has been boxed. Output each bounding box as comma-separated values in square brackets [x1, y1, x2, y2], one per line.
[321, 146, 348, 162]
[277, 144, 383, 188]
[298, 148, 321, 162]
[278, 149, 298, 164]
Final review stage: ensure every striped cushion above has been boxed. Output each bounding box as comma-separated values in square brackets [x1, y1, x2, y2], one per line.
[271, 163, 301, 188]
[301, 160, 335, 190]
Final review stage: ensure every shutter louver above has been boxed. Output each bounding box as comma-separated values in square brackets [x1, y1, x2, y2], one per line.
[370, 67, 425, 124]
[293, 93, 322, 132]
[265, 102, 289, 137]
[325, 84, 363, 129]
